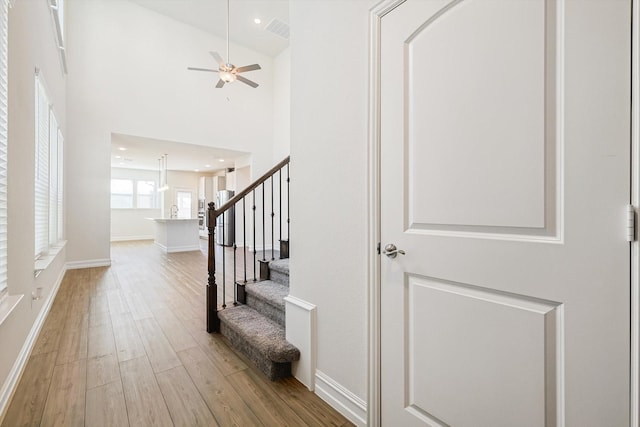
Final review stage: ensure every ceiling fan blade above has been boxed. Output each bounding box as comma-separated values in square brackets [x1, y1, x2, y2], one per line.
[236, 75, 259, 88]
[187, 67, 219, 73]
[235, 64, 261, 73]
[210, 51, 225, 67]
[215, 79, 226, 88]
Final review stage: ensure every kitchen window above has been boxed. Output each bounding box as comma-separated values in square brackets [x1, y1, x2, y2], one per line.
[136, 180, 156, 208]
[111, 179, 158, 209]
[111, 179, 134, 209]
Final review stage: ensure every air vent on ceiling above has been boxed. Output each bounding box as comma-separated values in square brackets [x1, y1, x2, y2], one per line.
[265, 18, 290, 40]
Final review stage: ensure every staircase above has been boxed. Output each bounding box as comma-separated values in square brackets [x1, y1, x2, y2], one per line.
[206, 156, 299, 380]
[218, 259, 299, 380]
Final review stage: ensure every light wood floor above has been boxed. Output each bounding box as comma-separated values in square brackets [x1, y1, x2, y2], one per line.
[1, 240, 352, 427]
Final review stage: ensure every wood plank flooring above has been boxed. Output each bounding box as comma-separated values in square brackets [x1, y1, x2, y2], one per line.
[1, 240, 353, 427]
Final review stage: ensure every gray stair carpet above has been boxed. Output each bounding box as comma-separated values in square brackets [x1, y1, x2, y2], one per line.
[219, 305, 300, 380]
[246, 280, 288, 327]
[268, 258, 290, 286]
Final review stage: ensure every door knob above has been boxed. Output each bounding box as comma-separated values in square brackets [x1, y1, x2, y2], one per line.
[383, 243, 405, 259]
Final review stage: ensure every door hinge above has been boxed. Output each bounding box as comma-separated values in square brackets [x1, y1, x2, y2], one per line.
[377, 242, 381, 255]
[627, 205, 636, 242]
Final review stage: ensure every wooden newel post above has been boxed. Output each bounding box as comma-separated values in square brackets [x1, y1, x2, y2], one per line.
[207, 202, 220, 333]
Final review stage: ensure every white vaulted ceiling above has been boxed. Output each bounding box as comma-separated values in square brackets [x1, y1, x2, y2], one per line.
[129, 0, 290, 57]
[110, 1, 290, 172]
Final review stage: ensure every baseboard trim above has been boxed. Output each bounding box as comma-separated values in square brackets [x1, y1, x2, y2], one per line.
[153, 242, 201, 253]
[110, 236, 153, 242]
[65, 258, 111, 270]
[315, 370, 367, 427]
[284, 295, 316, 391]
[0, 265, 66, 423]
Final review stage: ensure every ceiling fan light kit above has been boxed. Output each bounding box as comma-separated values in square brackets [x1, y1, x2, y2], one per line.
[187, 0, 261, 89]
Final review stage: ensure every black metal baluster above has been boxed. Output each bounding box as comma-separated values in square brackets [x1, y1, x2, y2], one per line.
[233, 235, 237, 305]
[252, 189, 257, 281]
[221, 210, 226, 308]
[271, 176, 275, 261]
[262, 182, 266, 261]
[243, 197, 247, 284]
[279, 169, 282, 253]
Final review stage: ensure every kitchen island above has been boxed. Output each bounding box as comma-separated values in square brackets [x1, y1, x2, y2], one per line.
[150, 218, 200, 253]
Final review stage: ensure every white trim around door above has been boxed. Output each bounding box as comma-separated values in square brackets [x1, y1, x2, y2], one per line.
[631, 0, 640, 425]
[367, 1, 406, 426]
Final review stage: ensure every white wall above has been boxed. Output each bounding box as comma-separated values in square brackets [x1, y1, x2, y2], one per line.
[289, 0, 374, 417]
[0, 0, 67, 418]
[66, 0, 278, 265]
[273, 48, 291, 163]
[110, 167, 160, 241]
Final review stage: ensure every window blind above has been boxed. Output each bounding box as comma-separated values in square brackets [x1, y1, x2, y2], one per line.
[57, 130, 63, 241]
[48, 111, 58, 245]
[0, 0, 8, 295]
[35, 74, 64, 260]
[34, 76, 50, 258]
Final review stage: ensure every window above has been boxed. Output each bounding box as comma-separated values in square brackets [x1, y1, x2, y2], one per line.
[34, 75, 49, 257]
[57, 130, 64, 241]
[48, 111, 58, 245]
[110, 179, 133, 209]
[136, 180, 156, 208]
[48, 0, 66, 73]
[111, 178, 158, 209]
[0, 0, 7, 295]
[35, 72, 64, 260]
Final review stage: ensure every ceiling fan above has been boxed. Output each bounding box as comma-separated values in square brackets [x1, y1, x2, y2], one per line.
[187, 0, 261, 88]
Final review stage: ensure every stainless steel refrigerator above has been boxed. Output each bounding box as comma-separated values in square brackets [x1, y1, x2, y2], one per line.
[216, 190, 235, 246]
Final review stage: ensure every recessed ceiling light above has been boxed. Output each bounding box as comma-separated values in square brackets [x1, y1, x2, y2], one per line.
[115, 155, 122, 159]
[254, 18, 261, 24]
[118, 147, 127, 151]
[219, 159, 225, 162]
[119, 162, 125, 166]
[194, 169, 199, 172]
[205, 164, 211, 168]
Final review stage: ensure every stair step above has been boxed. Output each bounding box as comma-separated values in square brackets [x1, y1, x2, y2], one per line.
[245, 280, 288, 327]
[268, 259, 290, 286]
[218, 305, 300, 381]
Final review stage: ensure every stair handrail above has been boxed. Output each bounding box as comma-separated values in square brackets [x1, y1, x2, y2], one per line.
[207, 155, 290, 333]
[210, 156, 290, 220]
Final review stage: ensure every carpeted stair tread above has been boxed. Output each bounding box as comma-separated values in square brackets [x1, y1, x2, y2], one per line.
[218, 305, 299, 364]
[269, 258, 289, 274]
[246, 280, 287, 326]
[268, 259, 289, 286]
[246, 280, 287, 309]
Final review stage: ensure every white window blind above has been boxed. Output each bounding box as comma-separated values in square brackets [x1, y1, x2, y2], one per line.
[57, 130, 63, 241]
[34, 76, 49, 258]
[48, 111, 58, 245]
[0, 0, 8, 295]
[34, 72, 64, 261]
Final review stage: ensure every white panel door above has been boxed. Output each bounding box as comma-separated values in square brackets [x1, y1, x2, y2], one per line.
[379, 0, 631, 426]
